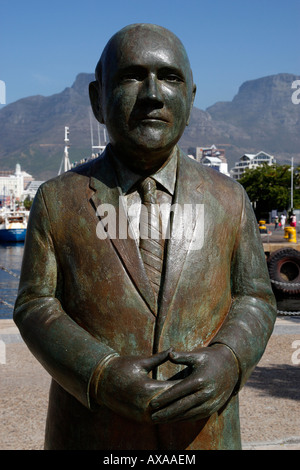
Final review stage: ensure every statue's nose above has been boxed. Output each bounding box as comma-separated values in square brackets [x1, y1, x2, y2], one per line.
[139, 74, 163, 103]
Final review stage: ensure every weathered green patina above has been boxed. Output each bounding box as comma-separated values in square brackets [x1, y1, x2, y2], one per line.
[14, 24, 277, 450]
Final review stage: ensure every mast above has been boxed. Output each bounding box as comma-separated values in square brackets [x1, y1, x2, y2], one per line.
[90, 112, 107, 155]
[291, 157, 294, 211]
[58, 126, 71, 175]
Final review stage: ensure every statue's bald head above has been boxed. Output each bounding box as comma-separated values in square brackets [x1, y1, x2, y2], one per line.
[89, 23, 196, 172]
[95, 23, 194, 92]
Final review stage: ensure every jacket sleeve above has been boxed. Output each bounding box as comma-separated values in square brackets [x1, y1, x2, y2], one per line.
[13, 186, 117, 409]
[210, 187, 277, 389]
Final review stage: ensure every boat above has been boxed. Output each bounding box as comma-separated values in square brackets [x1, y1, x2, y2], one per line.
[0, 209, 28, 242]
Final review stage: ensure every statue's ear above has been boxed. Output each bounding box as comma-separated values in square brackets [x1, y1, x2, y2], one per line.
[186, 83, 197, 126]
[89, 81, 104, 124]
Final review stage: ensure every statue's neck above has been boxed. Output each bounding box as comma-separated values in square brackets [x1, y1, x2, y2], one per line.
[109, 143, 177, 176]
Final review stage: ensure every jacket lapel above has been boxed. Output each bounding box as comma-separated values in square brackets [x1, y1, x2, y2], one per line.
[154, 150, 205, 350]
[88, 150, 157, 315]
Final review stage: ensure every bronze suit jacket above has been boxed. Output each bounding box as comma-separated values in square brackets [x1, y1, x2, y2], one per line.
[14, 146, 277, 450]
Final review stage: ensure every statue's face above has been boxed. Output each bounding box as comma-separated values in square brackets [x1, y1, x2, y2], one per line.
[97, 25, 195, 172]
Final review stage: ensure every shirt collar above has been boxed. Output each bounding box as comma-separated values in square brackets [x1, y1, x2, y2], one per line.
[111, 146, 177, 196]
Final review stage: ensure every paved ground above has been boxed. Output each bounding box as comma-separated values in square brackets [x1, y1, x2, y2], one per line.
[1, 316, 299, 451]
[239, 316, 300, 450]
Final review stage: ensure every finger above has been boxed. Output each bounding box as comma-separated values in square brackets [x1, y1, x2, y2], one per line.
[175, 401, 220, 422]
[168, 351, 200, 367]
[150, 373, 202, 410]
[152, 385, 226, 423]
[144, 379, 180, 403]
[149, 351, 201, 409]
[140, 348, 173, 372]
[144, 377, 180, 392]
[152, 402, 212, 424]
[151, 391, 208, 423]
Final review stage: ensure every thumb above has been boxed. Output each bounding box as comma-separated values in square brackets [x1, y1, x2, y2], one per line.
[169, 351, 198, 367]
[141, 348, 173, 372]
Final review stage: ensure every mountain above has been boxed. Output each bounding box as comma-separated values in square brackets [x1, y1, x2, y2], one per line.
[204, 73, 300, 164]
[0, 73, 299, 180]
[0, 73, 97, 180]
[180, 73, 300, 169]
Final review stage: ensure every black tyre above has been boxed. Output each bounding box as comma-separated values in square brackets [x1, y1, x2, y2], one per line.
[267, 248, 300, 294]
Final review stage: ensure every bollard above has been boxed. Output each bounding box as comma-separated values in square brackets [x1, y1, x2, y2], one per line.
[284, 227, 289, 239]
[259, 220, 267, 234]
[287, 227, 297, 243]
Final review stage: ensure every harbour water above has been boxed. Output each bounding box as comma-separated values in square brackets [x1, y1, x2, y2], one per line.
[0, 243, 23, 319]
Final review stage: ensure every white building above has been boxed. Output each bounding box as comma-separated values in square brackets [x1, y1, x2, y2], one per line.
[188, 144, 230, 176]
[201, 156, 230, 176]
[0, 164, 40, 205]
[230, 151, 276, 180]
[0, 164, 25, 204]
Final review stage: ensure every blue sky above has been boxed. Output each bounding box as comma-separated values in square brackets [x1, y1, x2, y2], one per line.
[1, 0, 299, 110]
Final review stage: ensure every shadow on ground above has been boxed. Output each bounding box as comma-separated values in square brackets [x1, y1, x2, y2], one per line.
[245, 364, 300, 401]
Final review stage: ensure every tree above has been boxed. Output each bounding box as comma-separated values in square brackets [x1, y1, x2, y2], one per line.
[23, 196, 33, 210]
[238, 163, 300, 219]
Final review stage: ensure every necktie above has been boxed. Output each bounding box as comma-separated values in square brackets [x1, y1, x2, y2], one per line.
[138, 177, 165, 300]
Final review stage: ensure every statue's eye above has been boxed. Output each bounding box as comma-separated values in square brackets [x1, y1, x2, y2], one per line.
[120, 67, 146, 82]
[165, 74, 182, 82]
[122, 73, 142, 81]
[158, 68, 184, 83]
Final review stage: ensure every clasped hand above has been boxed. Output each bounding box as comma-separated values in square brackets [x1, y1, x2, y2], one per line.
[96, 344, 239, 424]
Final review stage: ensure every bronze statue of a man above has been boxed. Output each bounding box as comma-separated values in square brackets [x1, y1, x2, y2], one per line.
[14, 23, 277, 450]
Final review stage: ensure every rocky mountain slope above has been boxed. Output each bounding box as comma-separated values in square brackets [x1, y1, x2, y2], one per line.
[0, 73, 299, 180]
